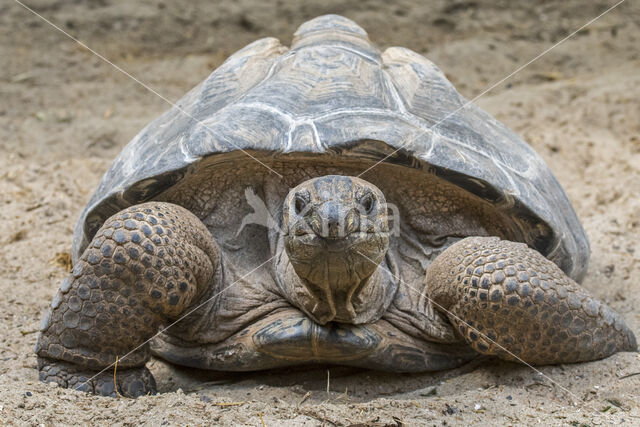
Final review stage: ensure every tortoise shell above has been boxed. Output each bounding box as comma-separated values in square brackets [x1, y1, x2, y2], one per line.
[72, 15, 589, 282]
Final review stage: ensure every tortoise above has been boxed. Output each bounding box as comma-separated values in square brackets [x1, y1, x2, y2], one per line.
[36, 15, 637, 397]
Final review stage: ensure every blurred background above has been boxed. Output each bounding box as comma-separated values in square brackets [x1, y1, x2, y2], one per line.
[3, 0, 638, 161]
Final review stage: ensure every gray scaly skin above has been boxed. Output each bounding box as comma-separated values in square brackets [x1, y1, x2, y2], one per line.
[36, 203, 220, 396]
[427, 237, 636, 364]
[36, 176, 637, 397]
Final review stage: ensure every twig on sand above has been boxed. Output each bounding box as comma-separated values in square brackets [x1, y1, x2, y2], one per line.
[326, 369, 330, 399]
[617, 372, 640, 379]
[258, 412, 266, 426]
[113, 356, 122, 398]
[297, 391, 311, 407]
[298, 407, 339, 426]
[215, 401, 246, 407]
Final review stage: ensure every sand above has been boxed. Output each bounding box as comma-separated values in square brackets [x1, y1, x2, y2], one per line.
[1, 0, 639, 425]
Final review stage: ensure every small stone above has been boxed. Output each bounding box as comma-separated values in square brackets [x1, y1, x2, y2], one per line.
[443, 404, 459, 415]
[25, 391, 32, 397]
[419, 386, 437, 397]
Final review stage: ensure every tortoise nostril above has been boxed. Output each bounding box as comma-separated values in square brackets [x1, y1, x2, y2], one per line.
[309, 205, 361, 239]
[327, 219, 340, 238]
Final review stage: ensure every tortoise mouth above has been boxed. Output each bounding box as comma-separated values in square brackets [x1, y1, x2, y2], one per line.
[288, 231, 388, 253]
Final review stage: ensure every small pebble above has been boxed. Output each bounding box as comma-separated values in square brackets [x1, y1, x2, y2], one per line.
[25, 391, 32, 397]
[419, 386, 437, 397]
[442, 404, 459, 415]
[506, 395, 512, 400]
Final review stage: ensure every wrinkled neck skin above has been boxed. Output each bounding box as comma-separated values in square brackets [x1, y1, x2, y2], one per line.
[274, 237, 398, 325]
[275, 175, 399, 325]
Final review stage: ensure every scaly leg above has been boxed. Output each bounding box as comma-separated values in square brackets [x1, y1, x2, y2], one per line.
[35, 202, 219, 396]
[426, 237, 637, 365]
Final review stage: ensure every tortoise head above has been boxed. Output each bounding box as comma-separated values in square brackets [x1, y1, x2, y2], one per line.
[281, 175, 391, 323]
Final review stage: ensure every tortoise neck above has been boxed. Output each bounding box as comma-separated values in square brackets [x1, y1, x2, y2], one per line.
[274, 240, 398, 325]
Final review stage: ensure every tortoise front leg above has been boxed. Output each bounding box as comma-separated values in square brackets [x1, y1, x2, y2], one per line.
[425, 237, 637, 365]
[35, 202, 219, 397]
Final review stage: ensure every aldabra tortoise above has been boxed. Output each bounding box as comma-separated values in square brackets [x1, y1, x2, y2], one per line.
[35, 15, 637, 397]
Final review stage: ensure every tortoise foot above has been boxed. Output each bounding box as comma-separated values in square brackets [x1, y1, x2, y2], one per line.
[35, 202, 219, 396]
[38, 357, 156, 397]
[426, 236, 637, 365]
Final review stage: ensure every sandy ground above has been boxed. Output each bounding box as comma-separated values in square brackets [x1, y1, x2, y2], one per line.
[1, 0, 640, 425]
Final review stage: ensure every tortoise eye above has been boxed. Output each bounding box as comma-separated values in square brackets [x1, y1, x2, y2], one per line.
[361, 194, 374, 214]
[294, 196, 306, 215]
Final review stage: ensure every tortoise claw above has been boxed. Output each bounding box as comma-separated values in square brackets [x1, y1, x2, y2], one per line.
[38, 357, 157, 398]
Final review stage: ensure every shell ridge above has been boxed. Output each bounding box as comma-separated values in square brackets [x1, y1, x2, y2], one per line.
[382, 69, 408, 114]
[328, 45, 379, 64]
[293, 119, 324, 151]
[309, 121, 323, 151]
[178, 135, 200, 163]
[234, 101, 295, 124]
[284, 122, 294, 151]
[252, 47, 292, 90]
